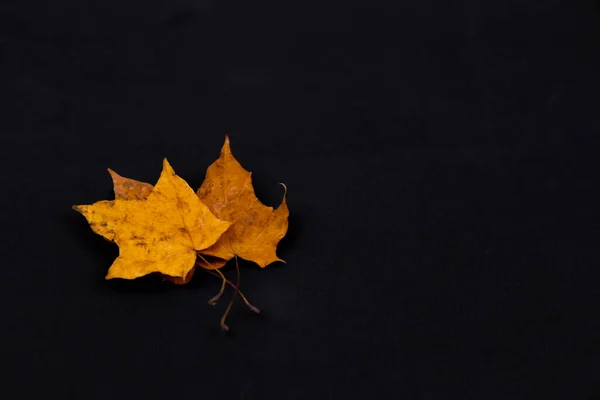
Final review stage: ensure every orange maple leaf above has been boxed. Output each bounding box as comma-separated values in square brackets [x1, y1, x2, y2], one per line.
[197, 135, 289, 268]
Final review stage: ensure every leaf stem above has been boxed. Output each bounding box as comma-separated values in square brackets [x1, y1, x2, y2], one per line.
[218, 255, 241, 331]
[207, 269, 227, 305]
[195, 254, 260, 332]
[203, 268, 260, 314]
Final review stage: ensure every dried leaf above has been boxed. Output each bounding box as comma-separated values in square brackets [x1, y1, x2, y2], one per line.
[105, 167, 228, 275]
[73, 159, 231, 281]
[196, 135, 289, 267]
[108, 168, 153, 200]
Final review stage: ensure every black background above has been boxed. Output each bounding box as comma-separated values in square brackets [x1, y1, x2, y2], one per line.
[1, 0, 599, 398]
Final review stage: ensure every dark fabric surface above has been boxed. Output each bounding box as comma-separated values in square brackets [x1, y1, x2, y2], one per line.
[1, 1, 599, 398]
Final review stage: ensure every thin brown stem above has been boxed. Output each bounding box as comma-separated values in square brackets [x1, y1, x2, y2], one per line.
[204, 269, 260, 314]
[197, 241, 259, 332]
[196, 253, 218, 269]
[196, 255, 227, 305]
[208, 270, 227, 305]
[218, 256, 241, 331]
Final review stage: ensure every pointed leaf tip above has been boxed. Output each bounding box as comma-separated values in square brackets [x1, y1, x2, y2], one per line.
[107, 168, 119, 180]
[221, 134, 232, 155]
[162, 158, 175, 174]
[73, 204, 88, 216]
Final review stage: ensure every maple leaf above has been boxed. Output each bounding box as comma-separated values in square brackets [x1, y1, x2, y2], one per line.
[107, 168, 153, 200]
[196, 135, 289, 268]
[105, 167, 227, 275]
[73, 159, 231, 282]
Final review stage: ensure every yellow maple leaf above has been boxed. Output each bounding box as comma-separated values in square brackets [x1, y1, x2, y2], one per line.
[105, 166, 227, 275]
[196, 135, 289, 268]
[73, 159, 231, 281]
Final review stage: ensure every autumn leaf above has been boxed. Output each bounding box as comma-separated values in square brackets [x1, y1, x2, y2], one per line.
[196, 135, 289, 268]
[73, 159, 231, 282]
[105, 167, 227, 275]
[107, 168, 153, 200]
